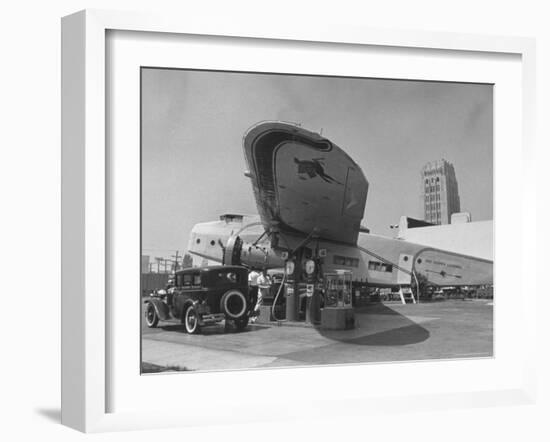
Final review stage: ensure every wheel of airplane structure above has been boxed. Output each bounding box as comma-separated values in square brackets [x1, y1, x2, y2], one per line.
[183, 305, 201, 334]
[144, 303, 159, 328]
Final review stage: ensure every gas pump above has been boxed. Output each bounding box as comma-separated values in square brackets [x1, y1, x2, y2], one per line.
[283, 246, 324, 323]
[303, 257, 322, 325]
[321, 270, 355, 330]
[284, 258, 299, 321]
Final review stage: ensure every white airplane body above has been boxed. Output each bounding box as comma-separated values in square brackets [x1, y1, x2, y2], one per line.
[188, 214, 492, 288]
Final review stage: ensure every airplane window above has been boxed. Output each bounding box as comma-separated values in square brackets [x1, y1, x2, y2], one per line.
[334, 255, 358, 267]
[196, 238, 201, 244]
[368, 261, 381, 271]
[368, 261, 392, 272]
[210, 240, 215, 246]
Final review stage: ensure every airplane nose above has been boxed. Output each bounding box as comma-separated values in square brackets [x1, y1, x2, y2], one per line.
[186, 230, 197, 254]
[187, 221, 230, 264]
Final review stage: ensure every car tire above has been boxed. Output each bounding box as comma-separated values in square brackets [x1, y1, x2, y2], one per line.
[220, 290, 248, 319]
[234, 315, 249, 332]
[145, 303, 159, 328]
[183, 305, 201, 334]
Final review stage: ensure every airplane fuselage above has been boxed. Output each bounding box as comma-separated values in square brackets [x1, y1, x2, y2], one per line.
[187, 214, 492, 287]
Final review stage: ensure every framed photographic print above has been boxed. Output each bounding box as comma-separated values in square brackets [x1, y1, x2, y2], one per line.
[61, 9, 537, 432]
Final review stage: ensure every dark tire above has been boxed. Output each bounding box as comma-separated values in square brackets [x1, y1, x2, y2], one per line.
[234, 315, 249, 332]
[183, 305, 201, 334]
[145, 303, 159, 328]
[220, 290, 248, 319]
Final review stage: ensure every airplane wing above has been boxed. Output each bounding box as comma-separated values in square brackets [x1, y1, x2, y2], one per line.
[243, 121, 369, 245]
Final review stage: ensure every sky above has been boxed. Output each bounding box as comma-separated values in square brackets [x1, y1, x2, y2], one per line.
[141, 68, 493, 258]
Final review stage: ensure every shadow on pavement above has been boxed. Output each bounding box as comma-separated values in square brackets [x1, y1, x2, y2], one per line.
[318, 303, 430, 346]
[346, 324, 430, 346]
[159, 323, 185, 332]
[354, 303, 407, 315]
[159, 322, 270, 335]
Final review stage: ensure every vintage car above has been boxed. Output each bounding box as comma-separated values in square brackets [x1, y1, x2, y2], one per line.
[144, 265, 252, 334]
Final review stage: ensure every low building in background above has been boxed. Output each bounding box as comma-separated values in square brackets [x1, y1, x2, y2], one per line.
[396, 215, 493, 262]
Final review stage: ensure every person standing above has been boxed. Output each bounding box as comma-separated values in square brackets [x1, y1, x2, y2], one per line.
[248, 269, 260, 322]
[252, 269, 272, 322]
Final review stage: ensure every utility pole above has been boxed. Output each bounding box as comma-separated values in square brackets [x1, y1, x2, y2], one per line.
[171, 250, 180, 272]
[155, 257, 163, 273]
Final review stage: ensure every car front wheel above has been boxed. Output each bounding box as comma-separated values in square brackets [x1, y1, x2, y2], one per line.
[145, 303, 159, 328]
[184, 305, 201, 334]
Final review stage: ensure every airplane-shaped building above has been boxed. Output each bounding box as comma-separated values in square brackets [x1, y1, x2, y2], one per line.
[187, 121, 493, 290]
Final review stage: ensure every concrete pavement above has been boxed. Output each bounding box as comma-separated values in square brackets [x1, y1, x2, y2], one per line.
[141, 300, 493, 372]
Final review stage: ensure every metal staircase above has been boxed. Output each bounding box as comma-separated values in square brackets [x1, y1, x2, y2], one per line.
[398, 285, 416, 304]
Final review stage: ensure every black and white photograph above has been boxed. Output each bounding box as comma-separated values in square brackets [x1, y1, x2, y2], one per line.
[140, 68, 494, 374]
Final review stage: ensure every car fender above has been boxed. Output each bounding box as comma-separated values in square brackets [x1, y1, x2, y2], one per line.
[174, 295, 197, 320]
[184, 299, 199, 317]
[145, 298, 171, 321]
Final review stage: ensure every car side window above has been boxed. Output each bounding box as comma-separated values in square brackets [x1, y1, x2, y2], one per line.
[193, 274, 201, 286]
[183, 274, 193, 286]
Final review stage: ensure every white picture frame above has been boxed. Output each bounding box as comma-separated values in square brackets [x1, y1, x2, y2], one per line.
[61, 9, 537, 433]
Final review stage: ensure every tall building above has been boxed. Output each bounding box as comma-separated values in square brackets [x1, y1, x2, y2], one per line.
[421, 159, 460, 225]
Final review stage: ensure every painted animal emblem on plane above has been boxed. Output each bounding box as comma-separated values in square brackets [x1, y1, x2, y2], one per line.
[294, 157, 342, 185]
